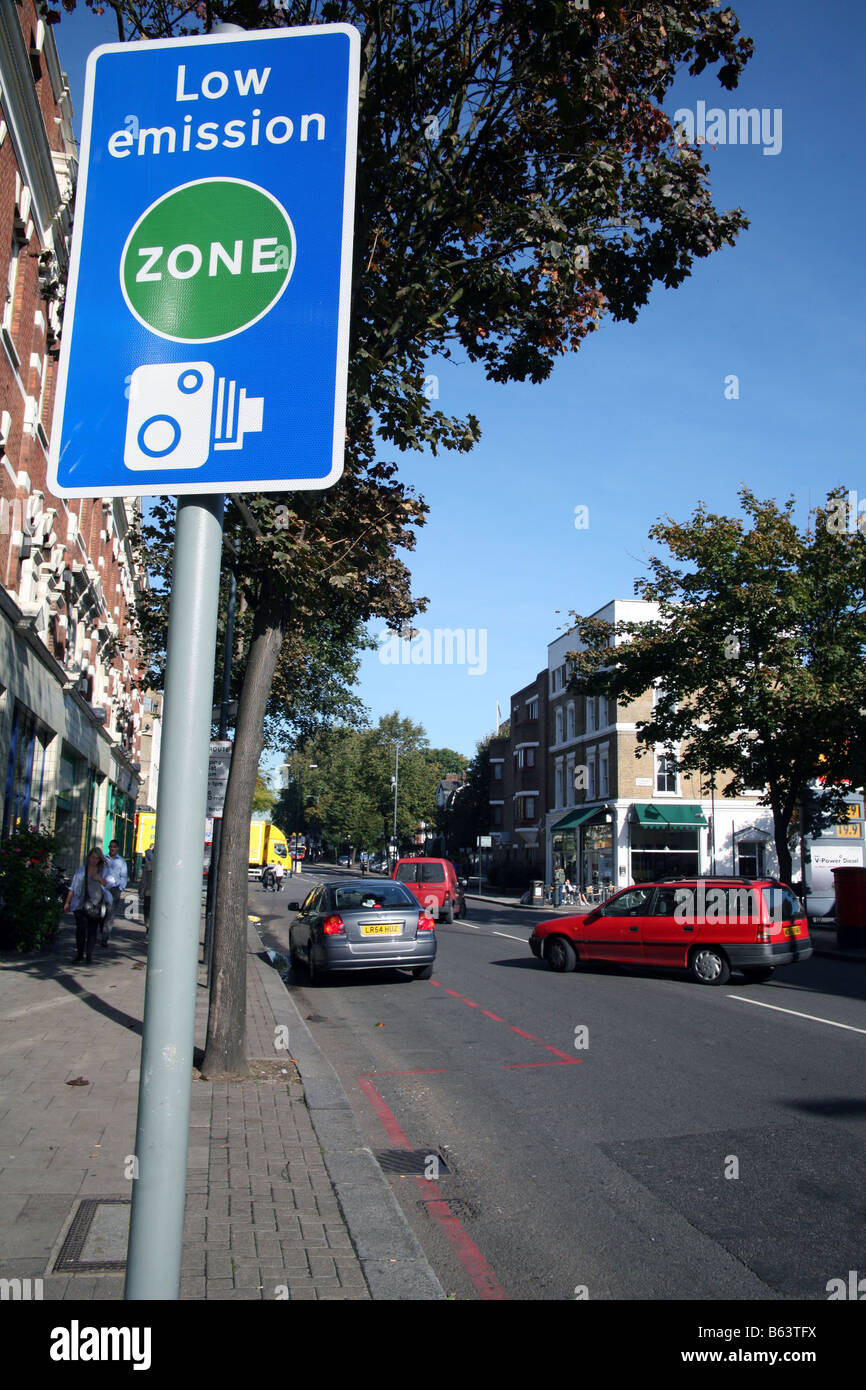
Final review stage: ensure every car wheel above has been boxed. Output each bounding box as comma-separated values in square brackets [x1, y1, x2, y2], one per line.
[546, 936, 577, 973]
[442, 900, 454, 924]
[690, 946, 731, 986]
[742, 966, 774, 984]
[307, 952, 321, 986]
[412, 963, 434, 980]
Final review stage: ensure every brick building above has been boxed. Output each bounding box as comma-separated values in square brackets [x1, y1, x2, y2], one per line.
[0, 2, 143, 873]
[486, 669, 548, 886]
[488, 599, 778, 894]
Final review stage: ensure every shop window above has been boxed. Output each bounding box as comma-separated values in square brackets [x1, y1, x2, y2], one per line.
[2, 703, 51, 837]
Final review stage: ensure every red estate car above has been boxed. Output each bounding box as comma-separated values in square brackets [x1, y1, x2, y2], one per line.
[529, 877, 812, 985]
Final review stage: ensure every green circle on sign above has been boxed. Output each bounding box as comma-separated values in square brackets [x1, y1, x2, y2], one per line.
[120, 178, 295, 342]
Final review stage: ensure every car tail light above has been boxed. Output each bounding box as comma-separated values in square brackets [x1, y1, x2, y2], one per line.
[323, 914, 346, 936]
[417, 912, 435, 932]
[756, 923, 772, 942]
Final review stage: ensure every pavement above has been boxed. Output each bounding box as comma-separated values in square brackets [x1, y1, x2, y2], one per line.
[0, 889, 444, 1301]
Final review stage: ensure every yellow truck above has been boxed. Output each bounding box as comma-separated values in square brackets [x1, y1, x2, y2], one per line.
[134, 811, 156, 855]
[135, 812, 289, 878]
[248, 822, 290, 878]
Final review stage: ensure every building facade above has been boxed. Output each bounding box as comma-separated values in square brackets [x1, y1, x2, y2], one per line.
[0, 2, 144, 873]
[488, 600, 781, 893]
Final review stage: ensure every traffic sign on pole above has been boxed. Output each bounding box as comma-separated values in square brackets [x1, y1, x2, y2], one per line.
[206, 739, 232, 818]
[49, 26, 359, 497]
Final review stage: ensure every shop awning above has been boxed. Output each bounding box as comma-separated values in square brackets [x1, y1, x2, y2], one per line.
[632, 803, 707, 828]
[552, 807, 604, 832]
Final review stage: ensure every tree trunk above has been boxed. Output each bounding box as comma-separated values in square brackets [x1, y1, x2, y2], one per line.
[201, 581, 286, 1078]
[773, 810, 793, 885]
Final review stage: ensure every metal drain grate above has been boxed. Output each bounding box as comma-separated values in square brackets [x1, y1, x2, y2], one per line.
[418, 1195, 477, 1222]
[375, 1148, 450, 1177]
[53, 1198, 130, 1273]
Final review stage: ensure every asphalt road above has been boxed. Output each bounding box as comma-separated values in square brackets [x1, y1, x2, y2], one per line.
[255, 868, 866, 1302]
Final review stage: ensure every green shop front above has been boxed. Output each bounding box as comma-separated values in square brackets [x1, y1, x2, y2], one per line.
[629, 803, 706, 882]
[551, 806, 614, 891]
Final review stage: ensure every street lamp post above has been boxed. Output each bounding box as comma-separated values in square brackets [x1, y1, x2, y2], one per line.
[392, 743, 399, 849]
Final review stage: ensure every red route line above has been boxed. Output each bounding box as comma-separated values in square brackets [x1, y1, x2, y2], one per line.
[357, 1072, 508, 1301]
[357, 1076, 410, 1148]
[501, 1060, 580, 1069]
[430, 979, 581, 1068]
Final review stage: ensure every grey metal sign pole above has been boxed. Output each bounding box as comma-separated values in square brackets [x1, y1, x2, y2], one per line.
[125, 494, 224, 1299]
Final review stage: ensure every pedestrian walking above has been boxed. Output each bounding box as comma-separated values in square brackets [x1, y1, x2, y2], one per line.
[63, 848, 113, 965]
[139, 846, 153, 931]
[273, 862, 285, 892]
[101, 839, 129, 945]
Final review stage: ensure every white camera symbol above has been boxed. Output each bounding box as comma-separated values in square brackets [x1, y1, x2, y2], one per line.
[124, 362, 263, 471]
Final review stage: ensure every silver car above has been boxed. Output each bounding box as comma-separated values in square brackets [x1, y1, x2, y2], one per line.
[288, 879, 436, 984]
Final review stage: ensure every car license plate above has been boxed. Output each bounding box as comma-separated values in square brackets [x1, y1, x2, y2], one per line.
[361, 923, 401, 936]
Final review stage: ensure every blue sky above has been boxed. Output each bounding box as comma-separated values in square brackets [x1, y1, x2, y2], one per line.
[55, 2, 866, 763]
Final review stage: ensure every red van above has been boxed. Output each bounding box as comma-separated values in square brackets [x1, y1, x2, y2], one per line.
[529, 877, 812, 984]
[393, 857, 466, 923]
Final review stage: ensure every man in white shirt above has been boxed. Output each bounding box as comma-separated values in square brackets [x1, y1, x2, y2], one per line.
[102, 840, 128, 945]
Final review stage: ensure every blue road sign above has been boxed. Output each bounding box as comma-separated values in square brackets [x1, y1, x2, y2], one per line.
[49, 26, 359, 497]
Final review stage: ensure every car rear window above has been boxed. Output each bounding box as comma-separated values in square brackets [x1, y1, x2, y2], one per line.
[395, 864, 420, 883]
[761, 886, 801, 922]
[420, 864, 445, 883]
[334, 884, 416, 910]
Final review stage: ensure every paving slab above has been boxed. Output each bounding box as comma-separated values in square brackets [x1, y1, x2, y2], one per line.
[0, 893, 444, 1300]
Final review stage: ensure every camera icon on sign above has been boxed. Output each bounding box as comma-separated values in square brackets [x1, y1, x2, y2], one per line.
[123, 362, 264, 471]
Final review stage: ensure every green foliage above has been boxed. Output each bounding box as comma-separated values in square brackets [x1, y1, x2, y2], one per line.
[570, 487, 866, 880]
[72, 2, 752, 458]
[282, 713, 465, 851]
[252, 773, 276, 815]
[0, 827, 63, 952]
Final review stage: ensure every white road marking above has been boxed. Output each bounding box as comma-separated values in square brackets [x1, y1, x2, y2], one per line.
[493, 931, 527, 942]
[727, 994, 866, 1035]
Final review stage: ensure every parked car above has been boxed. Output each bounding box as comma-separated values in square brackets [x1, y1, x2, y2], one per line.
[529, 877, 812, 984]
[393, 856, 466, 922]
[337, 855, 350, 866]
[288, 879, 436, 983]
